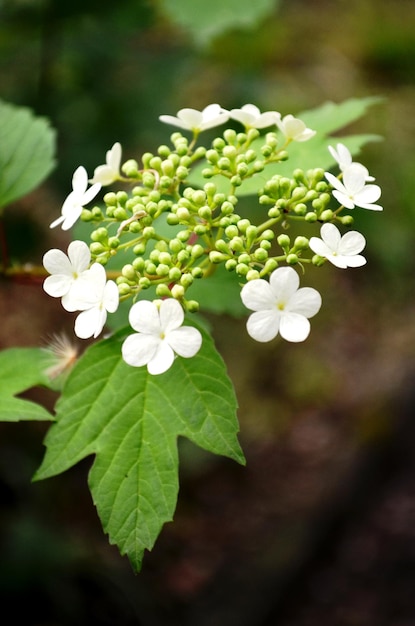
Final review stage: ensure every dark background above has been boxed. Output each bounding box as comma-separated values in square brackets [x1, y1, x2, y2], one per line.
[1, 0, 415, 624]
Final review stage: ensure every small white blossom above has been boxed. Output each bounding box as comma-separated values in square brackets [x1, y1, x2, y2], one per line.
[276, 114, 316, 142]
[325, 163, 382, 211]
[309, 223, 366, 269]
[73, 263, 119, 339]
[241, 267, 322, 343]
[229, 104, 280, 129]
[159, 104, 229, 133]
[89, 142, 122, 186]
[328, 143, 374, 181]
[50, 166, 101, 231]
[122, 299, 202, 375]
[43, 240, 93, 311]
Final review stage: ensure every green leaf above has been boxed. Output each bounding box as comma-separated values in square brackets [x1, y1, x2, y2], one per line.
[0, 347, 54, 422]
[158, 0, 278, 47]
[34, 325, 244, 571]
[188, 96, 383, 195]
[0, 99, 57, 210]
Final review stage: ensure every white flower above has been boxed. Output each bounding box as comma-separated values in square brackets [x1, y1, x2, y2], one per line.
[122, 299, 202, 375]
[50, 166, 101, 230]
[309, 223, 366, 269]
[159, 104, 229, 133]
[325, 163, 382, 211]
[229, 104, 280, 129]
[89, 142, 122, 186]
[43, 240, 93, 311]
[276, 114, 316, 142]
[240, 266, 322, 343]
[73, 263, 119, 339]
[328, 143, 374, 181]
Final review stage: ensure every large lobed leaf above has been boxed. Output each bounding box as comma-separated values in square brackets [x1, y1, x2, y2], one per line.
[158, 0, 278, 47]
[0, 347, 54, 422]
[0, 99, 56, 210]
[34, 325, 244, 571]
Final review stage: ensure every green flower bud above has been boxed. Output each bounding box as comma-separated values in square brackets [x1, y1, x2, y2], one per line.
[118, 283, 132, 296]
[180, 273, 194, 287]
[186, 300, 199, 313]
[166, 213, 180, 225]
[158, 144, 171, 157]
[90, 242, 107, 255]
[145, 261, 157, 275]
[246, 269, 260, 281]
[142, 172, 156, 187]
[202, 168, 214, 178]
[191, 244, 204, 258]
[149, 156, 162, 170]
[268, 206, 281, 218]
[262, 258, 278, 274]
[176, 207, 190, 221]
[217, 157, 231, 170]
[245, 149, 257, 163]
[293, 236, 309, 250]
[114, 207, 129, 221]
[156, 263, 170, 277]
[212, 137, 225, 150]
[225, 225, 239, 239]
[194, 223, 207, 235]
[221, 201, 234, 215]
[133, 257, 145, 272]
[133, 242, 146, 255]
[254, 248, 268, 262]
[286, 253, 299, 264]
[156, 283, 171, 297]
[230, 175, 242, 187]
[122, 159, 139, 177]
[192, 267, 204, 279]
[122, 264, 137, 280]
[340, 214, 354, 226]
[91, 227, 108, 243]
[209, 251, 227, 263]
[238, 253, 251, 265]
[204, 182, 216, 196]
[198, 206, 212, 219]
[236, 263, 249, 276]
[253, 160, 265, 172]
[225, 259, 237, 271]
[229, 236, 244, 252]
[237, 218, 251, 233]
[260, 240, 272, 251]
[320, 209, 334, 221]
[104, 191, 117, 206]
[261, 229, 275, 241]
[149, 249, 160, 263]
[294, 203, 307, 216]
[176, 166, 189, 180]
[139, 276, 151, 289]
[312, 254, 326, 267]
[305, 211, 318, 222]
[81, 209, 93, 222]
[171, 284, 185, 299]
[277, 234, 291, 248]
[168, 267, 182, 282]
[223, 129, 236, 144]
[108, 236, 120, 249]
[143, 226, 156, 239]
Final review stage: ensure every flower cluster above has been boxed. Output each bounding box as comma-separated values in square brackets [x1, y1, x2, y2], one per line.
[43, 104, 382, 375]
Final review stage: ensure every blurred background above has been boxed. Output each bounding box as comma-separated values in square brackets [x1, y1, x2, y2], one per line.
[1, 0, 415, 624]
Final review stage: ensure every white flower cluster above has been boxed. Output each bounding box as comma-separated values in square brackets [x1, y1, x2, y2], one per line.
[43, 105, 382, 373]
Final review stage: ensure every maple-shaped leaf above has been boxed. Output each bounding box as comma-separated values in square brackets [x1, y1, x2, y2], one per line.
[0, 347, 54, 422]
[34, 325, 244, 571]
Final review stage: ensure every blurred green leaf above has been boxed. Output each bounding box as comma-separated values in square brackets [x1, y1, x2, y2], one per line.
[0, 99, 56, 210]
[158, 0, 278, 47]
[0, 347, 53, 422]
[34, 325, 244, 571]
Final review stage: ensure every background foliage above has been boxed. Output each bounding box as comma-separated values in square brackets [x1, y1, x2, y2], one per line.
[1, 0, 415, 624]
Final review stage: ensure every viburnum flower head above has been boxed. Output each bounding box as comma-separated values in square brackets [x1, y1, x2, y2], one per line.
[122, 299, 202, 375]
[73, 263, 119, 339]
[240, 267, 322, 343]
[325, 163, 382, 211]
[89, 142, 122, 186]
[309, 223, 367, 269]
[328, 143, 375, 181]
[43, 240, 93, 311]
[159, 104, 229, 133]
[50, 166, 101, 230]
[229, 104, 280, 129]
[276, 114, 316, 142]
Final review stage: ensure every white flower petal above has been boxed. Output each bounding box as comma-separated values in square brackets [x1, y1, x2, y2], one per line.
[74, 306, 106, 339]
[241, 278, 275, 311]
[43, 248, 73, 275]
[159, 298, 184, 333]
[343, 254, 366, 267]
[122, 333, 160, 367]
[320, 222, 341, 250]
[269, 266, 300, 302]
[338, 230, 366, 256]
[148, 341, 175, 375]
[167, 326, 202, 358]
[309, 237, 332, 258]
[67, 240, 91, 272]
[332, 189, 356, 209]
[72, 166, 89, 193]
[128, 300, 162, 335]
[103, 280, 119, 313]
[287, 287, 322, 318]
[43, 274, 71, 298]
[279, 313, 310, 342]
[246, 309, 280, 343]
